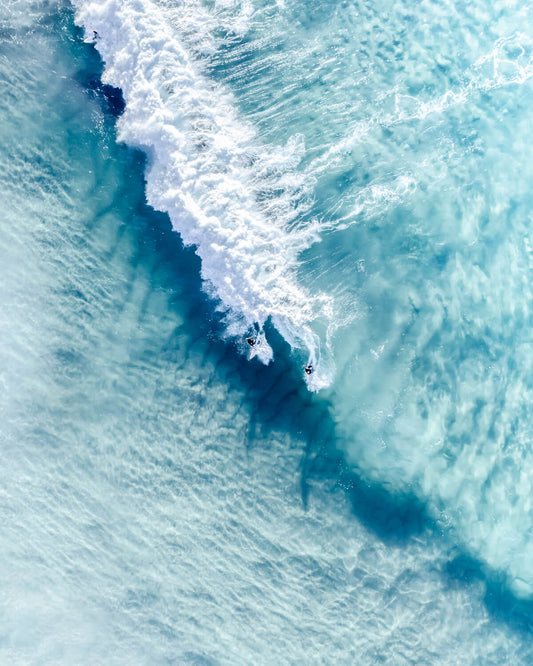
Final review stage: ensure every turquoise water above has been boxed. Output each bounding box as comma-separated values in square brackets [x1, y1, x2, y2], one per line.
[3, 0, 533, 663]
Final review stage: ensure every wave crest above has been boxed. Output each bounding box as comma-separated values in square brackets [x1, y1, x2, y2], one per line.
[73, 0, 333, 386]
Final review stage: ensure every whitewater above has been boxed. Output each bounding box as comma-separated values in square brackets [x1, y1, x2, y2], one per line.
[72, 0, 337, 385]
[4, 0, 533, 662]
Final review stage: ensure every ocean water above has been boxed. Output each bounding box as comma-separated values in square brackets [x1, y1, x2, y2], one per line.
[3, 0, 533, 663]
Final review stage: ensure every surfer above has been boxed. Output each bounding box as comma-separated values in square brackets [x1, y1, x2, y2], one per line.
[304, 364, 313, 375]
[246, 337, 256, 347]
[92, 30, 98, 40]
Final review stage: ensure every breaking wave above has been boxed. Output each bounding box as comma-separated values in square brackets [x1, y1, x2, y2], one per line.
[73, 0, 335, 389]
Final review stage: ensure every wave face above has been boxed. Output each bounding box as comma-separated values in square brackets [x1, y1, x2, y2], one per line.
[72, 0, 533, 599]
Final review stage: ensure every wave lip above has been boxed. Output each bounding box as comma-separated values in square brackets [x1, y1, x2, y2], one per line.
[73, 0, 333, 385]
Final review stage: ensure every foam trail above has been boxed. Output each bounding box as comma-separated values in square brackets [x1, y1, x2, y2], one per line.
[73, 0, 332, 384]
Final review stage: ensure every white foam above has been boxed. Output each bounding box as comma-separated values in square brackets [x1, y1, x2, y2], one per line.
[72, 0, 333, 386]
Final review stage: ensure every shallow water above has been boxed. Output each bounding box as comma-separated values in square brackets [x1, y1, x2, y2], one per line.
[3, 0, 533, 663]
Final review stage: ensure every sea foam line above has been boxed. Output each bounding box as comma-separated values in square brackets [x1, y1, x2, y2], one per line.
[72, 0, 333, 387]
